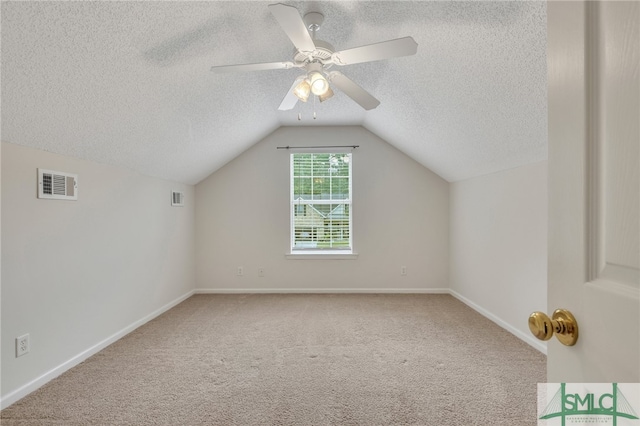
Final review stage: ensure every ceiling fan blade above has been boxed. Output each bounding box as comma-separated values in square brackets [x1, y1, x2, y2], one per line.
[327, 71, 380, 110]
[210, 61, 295, 73]
[278, 76, 305, 110]
[332, 36, 418, 66]
[268, 3, 316, 53]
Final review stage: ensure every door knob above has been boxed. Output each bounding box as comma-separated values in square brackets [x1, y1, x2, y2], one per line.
[528, 309, 579, 346]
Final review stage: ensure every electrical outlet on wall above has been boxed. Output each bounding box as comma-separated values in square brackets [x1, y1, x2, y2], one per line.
[258, 268, 265, 277]
[401, 266, 407, 276]
[16, 334, 30, 357]
[237, 267, 244, 276]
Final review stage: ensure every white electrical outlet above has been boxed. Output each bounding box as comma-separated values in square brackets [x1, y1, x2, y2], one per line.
[237, 267, 244, 276]
[16, 334, 30, 357]
[258, 268, 264, 277]
[401, 266, 407, 276]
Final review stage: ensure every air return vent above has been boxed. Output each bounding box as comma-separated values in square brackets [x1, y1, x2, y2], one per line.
[38, 169, 78, 200]
[172, 191, 184, 207]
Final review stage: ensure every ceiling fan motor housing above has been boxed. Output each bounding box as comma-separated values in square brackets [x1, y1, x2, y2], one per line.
[293, 39, 335, 65]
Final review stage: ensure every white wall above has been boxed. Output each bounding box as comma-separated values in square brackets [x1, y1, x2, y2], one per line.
[196, 126, 449, 292]
[449, 161, 548, 351]
[1, 142, 196, 405]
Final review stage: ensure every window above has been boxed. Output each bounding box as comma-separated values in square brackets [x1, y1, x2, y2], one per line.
[291, 153, 352, 252]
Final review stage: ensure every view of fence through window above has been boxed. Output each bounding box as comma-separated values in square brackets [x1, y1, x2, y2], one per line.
[291, 152, 352, 251]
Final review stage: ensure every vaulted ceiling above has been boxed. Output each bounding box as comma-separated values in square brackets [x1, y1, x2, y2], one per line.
[1, 1, 547, 185]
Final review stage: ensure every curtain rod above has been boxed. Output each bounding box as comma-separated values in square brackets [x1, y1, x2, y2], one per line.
[276, 145, 359, 150]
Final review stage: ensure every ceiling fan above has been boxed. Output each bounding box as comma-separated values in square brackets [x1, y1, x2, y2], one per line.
[210, 3, 418, 111]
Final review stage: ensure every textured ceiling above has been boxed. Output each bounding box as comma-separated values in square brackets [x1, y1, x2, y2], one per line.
[1, 1, 547, 185]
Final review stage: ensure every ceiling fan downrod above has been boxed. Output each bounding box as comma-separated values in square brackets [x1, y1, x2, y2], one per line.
[304, 12, 324, 40]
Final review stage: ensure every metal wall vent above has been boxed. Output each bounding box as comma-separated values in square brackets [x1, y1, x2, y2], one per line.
[172, 191, 184, 207]
[37, 169, 78, 200]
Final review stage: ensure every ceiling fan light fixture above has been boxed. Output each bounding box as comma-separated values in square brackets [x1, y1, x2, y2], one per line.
[318, 87, 334, 102]
[293, 79, 311, 102]
[309, 71, 329, 96]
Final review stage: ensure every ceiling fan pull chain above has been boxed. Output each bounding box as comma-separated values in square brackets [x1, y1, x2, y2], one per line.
[313, 95, 317, 120]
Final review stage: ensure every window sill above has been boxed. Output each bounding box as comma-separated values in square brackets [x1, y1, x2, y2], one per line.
[285, 251, 359, 260]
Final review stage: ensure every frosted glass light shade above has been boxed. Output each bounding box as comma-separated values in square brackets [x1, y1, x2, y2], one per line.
[309, 71, 329, 96]
[319, 87, 334, 102]
[293, 80, 311, 102]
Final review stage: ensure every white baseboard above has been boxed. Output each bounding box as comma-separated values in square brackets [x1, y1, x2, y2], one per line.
[448, 289, 547, 354]
[0, 290, 195, 410]
[194, 287, 451, 294]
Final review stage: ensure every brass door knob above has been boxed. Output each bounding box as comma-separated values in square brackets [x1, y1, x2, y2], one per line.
[528, 309, 579, 346]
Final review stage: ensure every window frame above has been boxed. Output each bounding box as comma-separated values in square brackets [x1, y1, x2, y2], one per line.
[289, 152, 354, 256]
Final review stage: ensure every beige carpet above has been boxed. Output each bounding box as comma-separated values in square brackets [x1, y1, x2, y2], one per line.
[1, 294, 545, 425]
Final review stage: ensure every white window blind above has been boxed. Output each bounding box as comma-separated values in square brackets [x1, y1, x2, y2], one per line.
[291, 153, 352, 252]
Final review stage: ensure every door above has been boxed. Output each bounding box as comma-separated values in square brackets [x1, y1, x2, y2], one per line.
[547, 1, 639, 382]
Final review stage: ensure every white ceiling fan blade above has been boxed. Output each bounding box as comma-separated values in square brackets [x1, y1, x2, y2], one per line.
[278, 76, 305, 110]
[268, 3, 316, 53]
[210, 61, 295, 73]
[327, 71, 380, 110]
[332, 37, 418, 66]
